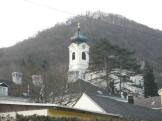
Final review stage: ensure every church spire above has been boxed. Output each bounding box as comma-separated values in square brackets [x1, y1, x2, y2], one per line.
[70, 22, 87, 43]
[77, 22, 80, 35]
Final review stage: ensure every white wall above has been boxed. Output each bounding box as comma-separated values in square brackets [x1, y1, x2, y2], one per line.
[69, 43, 89, 72]
[0, 109, 48, 118]
[0, 86, 8, 96]
[74, 93, 106, 113]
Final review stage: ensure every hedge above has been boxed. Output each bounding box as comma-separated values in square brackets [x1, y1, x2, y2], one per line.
[0, 115, 153, 121]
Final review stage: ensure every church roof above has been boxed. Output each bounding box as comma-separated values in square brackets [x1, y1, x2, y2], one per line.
[70, 32, 88, 43]
[70, 23, 88, 43]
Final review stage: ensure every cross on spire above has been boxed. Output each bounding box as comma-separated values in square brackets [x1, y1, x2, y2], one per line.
[77, 22, 80, 35]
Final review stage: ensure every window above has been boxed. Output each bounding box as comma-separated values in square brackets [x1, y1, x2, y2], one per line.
[72, 52, 75, 60]
[82, 52, 86, 60]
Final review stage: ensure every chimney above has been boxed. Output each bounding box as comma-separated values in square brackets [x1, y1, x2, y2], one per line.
[158, 88, 162, 111]
[128, 95, 134, 104]
[128, 93, 134, 104]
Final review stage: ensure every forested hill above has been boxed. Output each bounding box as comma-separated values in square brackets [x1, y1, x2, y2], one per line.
[0, 12, 162, 85]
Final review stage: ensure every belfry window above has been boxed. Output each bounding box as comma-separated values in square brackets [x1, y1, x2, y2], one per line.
[72, 52, 75, 60]
[82, 52, 86, 60]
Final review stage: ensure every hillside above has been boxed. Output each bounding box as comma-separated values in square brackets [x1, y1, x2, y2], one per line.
[0, 11, 162, 86]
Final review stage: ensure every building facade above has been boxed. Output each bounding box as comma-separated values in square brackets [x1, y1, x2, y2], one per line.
[68, 23, 89, 83]
[0, 82, 8, 96]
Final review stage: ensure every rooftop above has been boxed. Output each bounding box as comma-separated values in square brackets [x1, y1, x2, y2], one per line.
[87, 93, 162, 120]
[70, 23, 88, 43]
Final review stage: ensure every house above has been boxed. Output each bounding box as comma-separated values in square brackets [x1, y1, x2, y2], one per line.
[0, 79, 31, 103]
[0, 82, 8, 96]
[1, 78, 161, 120]
[0, 101, 120, 121]
[74, 92, 162, 120]
[53, 79, 110, 106]
[54, 79, 162, 120]
[0, 79, 15, 97]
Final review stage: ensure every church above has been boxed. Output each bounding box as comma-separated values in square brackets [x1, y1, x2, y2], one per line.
[67, 23, 144, 98]
[68, 23, 89, 83]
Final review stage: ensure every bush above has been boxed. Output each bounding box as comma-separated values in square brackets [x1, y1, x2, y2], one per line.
[0, 115, 156, 121]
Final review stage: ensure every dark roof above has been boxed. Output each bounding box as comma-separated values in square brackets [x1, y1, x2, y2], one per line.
[59, 80, 162, 120]
[54, 79, 109, 106]
[0, 80, 13, 86]
[134, 96, 161, 110]
[0, 82, 8, 87]
[78, 79, 108, 95]
[70, 31, 88, 43]
[87, 93, 162, 120]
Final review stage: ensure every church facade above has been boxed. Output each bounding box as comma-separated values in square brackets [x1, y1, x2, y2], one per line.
[68, 23, 89, 83]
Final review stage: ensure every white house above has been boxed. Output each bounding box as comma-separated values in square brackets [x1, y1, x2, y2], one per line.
[0, 82, 8, 96]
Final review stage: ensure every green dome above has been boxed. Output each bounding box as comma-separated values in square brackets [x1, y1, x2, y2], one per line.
[70, 31, 88, 43]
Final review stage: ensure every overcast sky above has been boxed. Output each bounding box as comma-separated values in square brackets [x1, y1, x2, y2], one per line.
[0, 0, 162, 48]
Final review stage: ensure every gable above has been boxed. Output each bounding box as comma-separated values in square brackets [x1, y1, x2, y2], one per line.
[0, 80, 13, 86]
[74, 93, 106, 114]
[0, 83, 8, 87]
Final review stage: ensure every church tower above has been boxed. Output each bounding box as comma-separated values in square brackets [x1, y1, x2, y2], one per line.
[68, 23, 89, 83]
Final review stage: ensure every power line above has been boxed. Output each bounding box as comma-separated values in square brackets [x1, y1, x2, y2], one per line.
[24, 0, 162, 38]
[24, 0, 76, 16]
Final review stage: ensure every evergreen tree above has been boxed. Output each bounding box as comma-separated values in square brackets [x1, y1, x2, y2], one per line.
[90, 39, 140, 72]
[144, 62, 158, 97]
[90, 39, 140, 93]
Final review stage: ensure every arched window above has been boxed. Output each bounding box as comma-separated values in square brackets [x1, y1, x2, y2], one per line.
[82, 52, 86, 60]
[72, 52, 75, 60]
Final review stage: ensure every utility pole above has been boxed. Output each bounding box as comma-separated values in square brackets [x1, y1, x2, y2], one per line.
[119, 64, 122, 93]
[27, 84, 30, 97]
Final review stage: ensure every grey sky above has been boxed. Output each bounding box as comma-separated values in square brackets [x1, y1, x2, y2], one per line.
[0, 0, 162, 48]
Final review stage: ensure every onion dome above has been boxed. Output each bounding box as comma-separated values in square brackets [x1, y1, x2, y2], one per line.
[70, 22, 88, 43]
